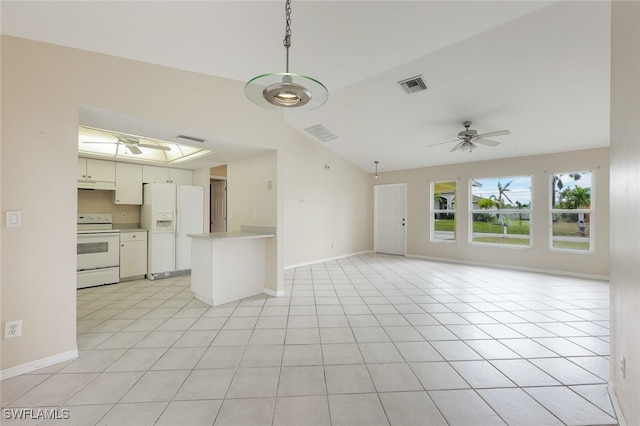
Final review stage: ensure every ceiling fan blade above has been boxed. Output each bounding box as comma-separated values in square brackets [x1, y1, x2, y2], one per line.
[137, 143, 171, 151]
[427, 138, 459, 148]
[475, 130, 511, 139]
[82, 141, 117, 145]
[449, 141, 464, 152]
[126, 144, 143, 155]
[475, 138, 500, 147]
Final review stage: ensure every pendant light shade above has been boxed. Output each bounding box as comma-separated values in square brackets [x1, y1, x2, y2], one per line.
[245, 0, 328, 111]
[374, 161, 381, 179]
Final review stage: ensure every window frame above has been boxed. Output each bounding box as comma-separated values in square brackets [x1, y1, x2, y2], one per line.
[549, 171, 594, 253]
[430, 180, 457, 243]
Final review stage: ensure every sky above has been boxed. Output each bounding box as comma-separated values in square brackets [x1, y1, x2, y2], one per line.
[471, 171, 593, 206]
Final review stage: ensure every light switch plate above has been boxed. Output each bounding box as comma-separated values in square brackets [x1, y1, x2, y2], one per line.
[5, 211, 22, 228]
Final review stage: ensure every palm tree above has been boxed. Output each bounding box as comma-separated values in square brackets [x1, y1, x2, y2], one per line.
[552, 173, 581, 208]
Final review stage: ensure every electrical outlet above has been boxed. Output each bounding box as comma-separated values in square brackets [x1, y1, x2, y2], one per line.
[620, 355, 626, 379]
[4, 320, 22, 339]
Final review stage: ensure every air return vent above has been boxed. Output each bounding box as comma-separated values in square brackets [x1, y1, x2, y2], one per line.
[398, 75, 427, 94]
[304, 124, 339, 142]
[177, 134, 206, 143]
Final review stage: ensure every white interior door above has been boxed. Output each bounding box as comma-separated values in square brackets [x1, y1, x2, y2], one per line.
[210, 179, 227, 232]
[374, 183, 407, 255]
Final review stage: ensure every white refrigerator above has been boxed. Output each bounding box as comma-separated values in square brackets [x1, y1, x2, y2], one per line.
[142, 183, 204, 279]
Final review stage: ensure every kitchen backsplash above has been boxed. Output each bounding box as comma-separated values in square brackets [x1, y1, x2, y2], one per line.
[78, 189, 141, 224]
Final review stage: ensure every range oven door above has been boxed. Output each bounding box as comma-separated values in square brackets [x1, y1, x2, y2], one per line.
[77, 232, 120, 289]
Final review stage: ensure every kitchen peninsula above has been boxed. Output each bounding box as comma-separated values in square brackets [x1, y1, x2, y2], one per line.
[188, 226, 277, 306]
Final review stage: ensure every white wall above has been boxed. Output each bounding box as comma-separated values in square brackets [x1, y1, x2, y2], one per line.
[0, 36, 370, 373]
[610, 2, 640, 424]
[371, 148, 609, 278]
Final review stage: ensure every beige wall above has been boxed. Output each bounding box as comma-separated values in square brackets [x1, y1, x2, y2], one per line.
[210, 165, 227, 177]
[227, 150, 278, 231]
[371, 148, 610, 278]
[0, 36, 370, 373]
[610, 2, 640, 424]
[77, 189, 141, 225]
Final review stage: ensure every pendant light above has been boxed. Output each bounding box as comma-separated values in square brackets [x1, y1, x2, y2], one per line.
[245, 0, 328, 111]
[374, 161, 381, 179]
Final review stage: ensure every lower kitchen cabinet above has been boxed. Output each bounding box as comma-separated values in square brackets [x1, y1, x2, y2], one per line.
[120, 231, 147, 279]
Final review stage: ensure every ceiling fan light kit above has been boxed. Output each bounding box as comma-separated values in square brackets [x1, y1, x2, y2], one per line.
[245, 0, 328, 111]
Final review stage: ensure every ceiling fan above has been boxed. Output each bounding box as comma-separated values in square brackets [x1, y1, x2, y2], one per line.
[82, 135, 171, 155]
[429, 121, 511, 153]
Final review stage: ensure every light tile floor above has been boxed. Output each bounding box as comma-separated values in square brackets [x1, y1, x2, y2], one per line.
[2, 253, 617, 425]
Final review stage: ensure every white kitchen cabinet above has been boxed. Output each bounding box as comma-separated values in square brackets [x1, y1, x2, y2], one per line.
[169, 168, 193, 185]
[77, 158, 115, 182]
[142, 165, 192, 184]
[120, 231, 147, 279]
[114, 162, 143, 205]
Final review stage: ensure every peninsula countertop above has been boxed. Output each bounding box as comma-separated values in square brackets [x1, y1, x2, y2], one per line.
[188, 231, 275, 240]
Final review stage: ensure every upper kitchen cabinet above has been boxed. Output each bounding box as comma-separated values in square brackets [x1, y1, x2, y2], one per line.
[77, 158, 116, 190]
[142, 165, 192, 185]
[114, 162, 143, 205]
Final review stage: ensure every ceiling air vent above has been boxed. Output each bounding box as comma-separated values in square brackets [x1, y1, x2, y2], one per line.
[177, 134, 206, 143]
[304, 124, 339, 142]
[398, 75, 427, 94]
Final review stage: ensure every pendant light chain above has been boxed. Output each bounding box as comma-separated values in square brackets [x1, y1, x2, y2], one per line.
[283, 0, 292, 73]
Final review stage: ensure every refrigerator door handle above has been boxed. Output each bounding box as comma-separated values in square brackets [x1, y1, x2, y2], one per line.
[176, 210, 180, 237]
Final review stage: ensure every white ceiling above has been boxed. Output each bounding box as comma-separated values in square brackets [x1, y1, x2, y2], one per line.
[1, 1, 611, 173]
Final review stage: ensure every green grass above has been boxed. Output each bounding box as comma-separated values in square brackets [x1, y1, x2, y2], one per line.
[435, 219, 531, 235]
[472, 236, 531, 246]
[552, 241, 590, 250]
[552, 221, 590, 237]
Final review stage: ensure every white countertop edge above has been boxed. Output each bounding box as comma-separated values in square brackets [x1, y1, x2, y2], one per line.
[188, 232, 275, 240]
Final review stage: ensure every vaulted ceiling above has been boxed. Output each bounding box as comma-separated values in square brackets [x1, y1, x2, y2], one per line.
[1, 1, 611, 173]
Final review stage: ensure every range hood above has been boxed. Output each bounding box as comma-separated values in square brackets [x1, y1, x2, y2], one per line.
[77, 181, 116, 191]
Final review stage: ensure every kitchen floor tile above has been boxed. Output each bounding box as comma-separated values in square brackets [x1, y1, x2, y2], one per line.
[120, 370, 190, 403]
[214, 398, 275, 426]
[367, 363, 423, 392]
[173, 369, 234, 400]
[524, 386, 617, 425]
[273, 395, 330, 426]
[277, 366, 326, 396]
[324, 364, 375, 394]
[36, 253, 612, 426]
[96, 402, 167, 426]
[226, 367, 280, 398]
[450, 360, 515, 388]
[155, 400, 223, 426]
[328, 393, 390, 426]
[379, 391, 448, 426]
[409, 362, 469, 390]
[429, 389, 506, 426]
[478, 387, 562, 425]
[530, 357, 605, 385]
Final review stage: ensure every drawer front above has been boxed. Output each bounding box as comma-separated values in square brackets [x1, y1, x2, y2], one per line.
[120, 231, 147, 242]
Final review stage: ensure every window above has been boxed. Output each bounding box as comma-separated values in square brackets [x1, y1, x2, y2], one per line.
[431, 181, 456, 242]
[550, 171, 592, 252]
[470, 176, 532, 247]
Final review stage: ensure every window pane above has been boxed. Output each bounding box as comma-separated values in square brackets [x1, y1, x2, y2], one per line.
[432, 181, 456, 242]
[551, 171, 592, 209]
[552, 212, 591, 251]
[471, 176, 531, 247]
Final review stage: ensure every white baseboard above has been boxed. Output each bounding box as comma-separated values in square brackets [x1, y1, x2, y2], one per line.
[405, 254, 609, 281]
[284, 250, 372, 270]
[264, 288, 285, 297]
[608, 381, 627, 426]
[1, 349, 79, 381]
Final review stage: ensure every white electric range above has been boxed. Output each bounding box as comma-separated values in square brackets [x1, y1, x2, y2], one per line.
[77, 213, 120, 289]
